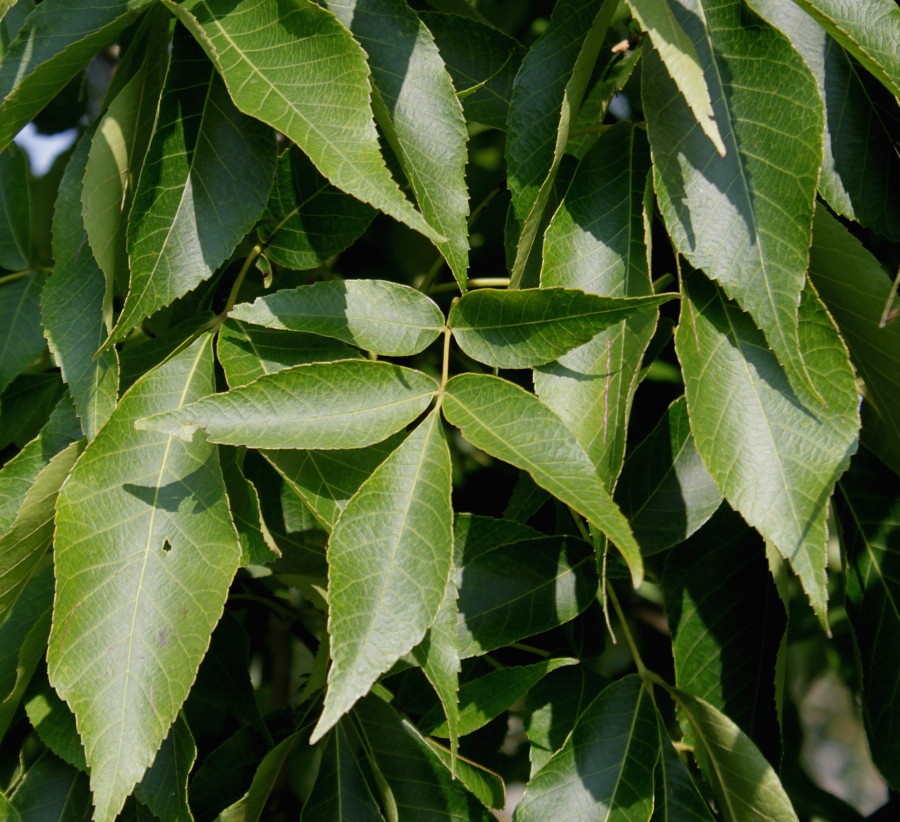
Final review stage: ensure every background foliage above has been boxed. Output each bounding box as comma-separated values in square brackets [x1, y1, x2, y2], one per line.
[1, 0, 899, 819]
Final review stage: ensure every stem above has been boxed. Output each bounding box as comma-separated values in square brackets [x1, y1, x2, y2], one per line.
[510, 642, 551, 658]
[0, 269, 31, 287]
[653, 272, 674, 293]
[606, 581, 648, 679]
[224, 243, 263, 314]
[878, 265, 900, 328]
[435, 318, 454, 410]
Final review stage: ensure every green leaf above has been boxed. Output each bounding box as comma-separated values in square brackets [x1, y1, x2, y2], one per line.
[748, 0, 900, 241]
[255, 146, 375, 271]
[0, 393, 80, 531]
[424, 738, 506, 810]
[643, 0, 823, 400]
[536, 122, 657, 483]
[301, 723, 384, 821]
[25, 667, 87, 771]
[652, 712, 716, 822]
[133, 715, 196, 822]
[0, 144, 30, 269]
[626, 0, 725, 155]
[674, 269, 859, 626]
[671, 688, 799, 822]
[217, 318, 361, 389]
[616, 397, 722, 555]
[449, 287, 669, 370]
[230, 280, 444, 357]
[355, 692, 494, 822]
[43, 129, 119, 441]
[807, 206, 900, 471]
[514, 675, 657, 822]
[82, 15, 169, 303]
[420, 11, 523, 131]
[420, 658, 577, 738]
[220, 448, 279, 566]
[785, 0, 900, 99]
[109, 27, 277, 344]
[443, 373, 643, 586]
[0, 374, 63, 451]
[0, 440, 82, 619]
[215, 729, 305, 822]
[138, 360, 438, 450]
[0, 272, 46, 394]
[0, 0, 154, 152]
[663, 507, 786, 764]
[170, 0, 442, 245]
[412, 568, 461, 769]
[523, 663, 609, 776]
[7, 751, 92, 822]
[265, 436, 404, 532]
[507, 0, 619, 287]
[455, 515, 598, 658]
[314, 409, 452, 741]
[834, 448, 900, 791]
[324, 0, 470, 290]
[47, 336, 242, 822]
[0, 564, 52, 740]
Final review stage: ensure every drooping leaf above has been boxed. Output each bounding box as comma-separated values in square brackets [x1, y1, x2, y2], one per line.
[0, 393, 80, 531]
[313, 409, 452, 741]
[265, 435, 404, 532]
[425, 738, 506, 810]
[215, 728, 307, 822]
[170, 0, 442, 244]
[506, 0, 619, 286]
[300, 723, 384, 822]
[643, 0, 823, 400]
[652, 711, 716, 822]
[834, 448, 900, 790]
[220, 447, 279, 566]
[536, 121, 657, 483]
[109, 26, 277, 345]
[454, 515, 598, 658]
[449, 287, 670, 370]
[443, 373, 643, 586]
[24, 667, 87, 771]
[807, 206, 900, 471]
[324, 0, 470, 290]
[7, 751, 92, 822]
[255, 146, 375, 271]
[675, 269, 859, 625]
[217, 318, 361, 389]
[785, 0, 900, 99]
[0, 564, 53, 739]
[47, 335, 242, 822]
[749, 0, 900, 241]
[43, 127, 119, 441]
[133, 715, 196, 822]
[0, 0, 154, 151]
[0, 440, 82, 618]
[420, 10, 524, 131]
[523, 663, 609, 776]
[355, 692, 494, 822]
[663, 507, 786, 764]
[82, 13, 169, 303]
[672, 688, 799, 822]
[230, 280, 444, 357]
[138, 359, 438, 450]
[514, 675, 657, 822]
[0, 144, 30, 269]
[626, 0, 725, 155]
[412, 568, 461, 769]
[616, 397, 722, 555]
[0, 272, 46, 394]
[419, 658, 578, 738]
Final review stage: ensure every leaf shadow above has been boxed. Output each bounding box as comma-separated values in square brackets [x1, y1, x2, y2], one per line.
[123, 462, 220, 514]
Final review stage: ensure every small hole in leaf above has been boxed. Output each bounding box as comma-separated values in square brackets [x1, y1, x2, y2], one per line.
[161, 540, 172, 554]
